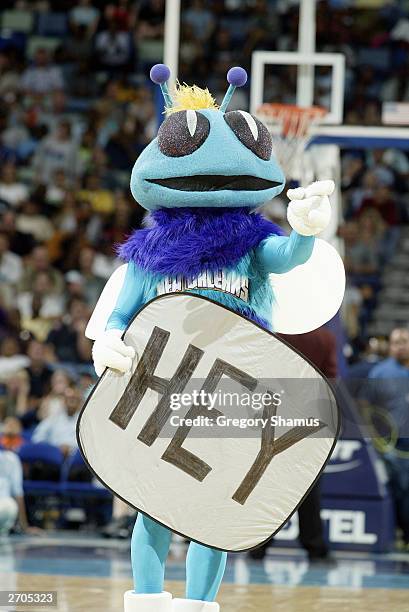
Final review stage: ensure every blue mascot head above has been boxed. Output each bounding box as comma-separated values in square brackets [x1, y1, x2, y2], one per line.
[130, 64, 285, 211]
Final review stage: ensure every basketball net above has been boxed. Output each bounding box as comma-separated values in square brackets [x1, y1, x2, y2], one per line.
[257, 103, 327, 183]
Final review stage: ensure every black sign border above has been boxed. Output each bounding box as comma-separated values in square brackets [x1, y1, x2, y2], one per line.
[76, 291, 341, 553]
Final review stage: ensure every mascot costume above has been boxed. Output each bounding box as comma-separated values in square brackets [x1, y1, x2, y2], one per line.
[78, 65, 344, 612]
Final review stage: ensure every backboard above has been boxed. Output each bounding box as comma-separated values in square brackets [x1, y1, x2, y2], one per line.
[250, 51, 346, 125]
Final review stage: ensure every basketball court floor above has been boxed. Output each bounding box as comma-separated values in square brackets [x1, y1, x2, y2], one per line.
[1, 534, 408, 612]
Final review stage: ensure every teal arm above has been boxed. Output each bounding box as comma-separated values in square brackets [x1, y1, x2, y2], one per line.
[256, 231, 315, 274]
[106, 262, 146, 331]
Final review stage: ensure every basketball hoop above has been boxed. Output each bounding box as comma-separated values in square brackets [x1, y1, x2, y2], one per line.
[257, 103, 327, 180]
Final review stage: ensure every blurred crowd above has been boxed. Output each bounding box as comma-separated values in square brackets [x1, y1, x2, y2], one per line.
[0, 0, 409, 536]
[340, 147, 408, 348]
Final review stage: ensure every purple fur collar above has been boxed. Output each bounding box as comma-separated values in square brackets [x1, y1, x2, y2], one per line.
[118, 207, 284, 277]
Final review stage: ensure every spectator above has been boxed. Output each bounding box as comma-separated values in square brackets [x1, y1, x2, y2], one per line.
[0, 232, 22, 286]
[279, 327, 337, 564]
[19, 246, 64, 295]
[94, 20, 133, 72]
[138, 0, 165, 40]
[3, 370, 30, 421]
[77, 128, 97, 177]
[367, 149, 396, 187]
[23, 340, 53, 427]
[0, 163, 29, 209]
[250, 327, 337, 564]
[0, 448, 39, 535]
[210, 28, 237, 87]
[20, 48, 64, 97]
[14, 199, 54, 243]
[367, 328, 409, 546]
[243, 0, 279, 57]
[183, 0, 215, 43]
[47, 298, 92, 364]
[103, 190, 144, 247]
[77, 173, 114, 215]
[32, 383, 83, 457]
[55, 192, 81, 236]
[346, 336, 389, 398]
[0, 417, 24, 452]
[0, 336, 30, 383]
[382, 149, 409, 183]
[18, 272, 65, 341]
[64, 25, 94, 69]
[36, 91, 80, 137]
[45, 169, 68, 208]
[342, 221, 379, 280]
[69, 0, 100, 36]
[341, 156, 365, 193]
[32, 121, 79, 185]
[78, 372, 94, 399]
[101, 497, 136, 539]
[358, 208, 397, 264]
[38, 370, 72, 420]
[0, 51, 20, 98]
[104, 120, 146, 171]
[362, 100, 382, 126]
[337, 217, 382, 338]
[0, 211, 36, 257]
[75, 247, 106, 308]
[368, 328, 409, 428]
[105, 0, 137, 31]
[381, 63, 409, 104]
[357, 185, 400, 226]
[346, 169, 379, 218]
[64, 270, 86, 301]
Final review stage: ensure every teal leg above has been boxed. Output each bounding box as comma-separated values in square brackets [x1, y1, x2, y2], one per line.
[131, 513, 172, 594]
[185, 542, 227, 601]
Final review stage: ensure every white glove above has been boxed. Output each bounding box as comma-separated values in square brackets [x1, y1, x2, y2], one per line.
[287, 180, 334, 236]
[92, 329, 135, 377]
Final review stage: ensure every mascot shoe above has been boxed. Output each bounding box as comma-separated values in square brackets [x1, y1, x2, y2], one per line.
[124, 591, 172, 612]
[172, 599, 220, 612]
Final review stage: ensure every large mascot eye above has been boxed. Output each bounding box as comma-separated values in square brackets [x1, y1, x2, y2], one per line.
[224, 111, 272, 161]
[158, 110, 210, 157]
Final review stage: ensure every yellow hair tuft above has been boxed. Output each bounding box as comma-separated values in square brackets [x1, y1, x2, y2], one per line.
[165, 82, 219, 115]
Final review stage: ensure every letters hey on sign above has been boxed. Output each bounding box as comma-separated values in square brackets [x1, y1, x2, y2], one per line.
[78, 293, 339, 552]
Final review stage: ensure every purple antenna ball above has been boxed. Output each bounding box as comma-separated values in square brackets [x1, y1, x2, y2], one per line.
[150, 64, 171, 84]
[227, 67, 247, 87]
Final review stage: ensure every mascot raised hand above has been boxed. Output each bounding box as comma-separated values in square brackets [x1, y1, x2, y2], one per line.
[78, 65, 344, 612]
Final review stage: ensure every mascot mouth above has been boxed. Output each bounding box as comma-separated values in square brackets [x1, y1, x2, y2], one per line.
[146, 175, 282, 192]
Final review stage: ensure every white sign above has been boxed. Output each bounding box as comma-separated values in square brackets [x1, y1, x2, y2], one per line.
[78, 294, 339, 551]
